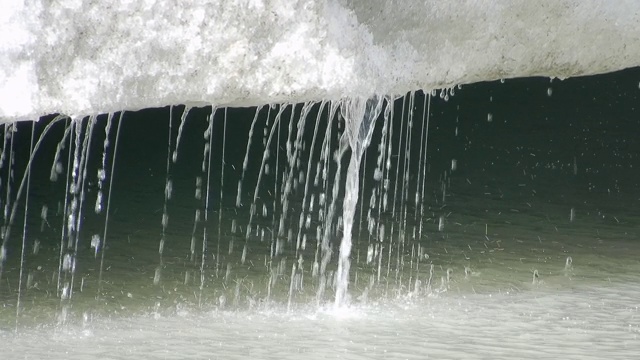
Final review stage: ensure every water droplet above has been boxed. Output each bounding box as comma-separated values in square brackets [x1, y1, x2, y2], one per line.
[373, 168, 382, 181]
[62, 254, 75, 272]
[61, 283, 70, 299]
[367, 244, 374, 264]
[165, 180, 173, 200]
[91, 234, 100, 256]
[94, 191, 103, 214]
[40, 205, 48, 221]
[565, 256, 573, 272]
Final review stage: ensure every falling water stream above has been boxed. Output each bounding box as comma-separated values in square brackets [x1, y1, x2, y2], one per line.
[1, 70, 640, 359]
[335, 96, 383, 306]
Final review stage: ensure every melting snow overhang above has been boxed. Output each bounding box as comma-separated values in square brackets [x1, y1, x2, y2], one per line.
[1, 0, 640, 122]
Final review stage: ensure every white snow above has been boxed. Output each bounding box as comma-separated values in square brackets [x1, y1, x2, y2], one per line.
[1, 0, 640, 121]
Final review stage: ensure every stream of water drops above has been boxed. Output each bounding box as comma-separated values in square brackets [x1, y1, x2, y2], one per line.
[1, 73, 640, 358]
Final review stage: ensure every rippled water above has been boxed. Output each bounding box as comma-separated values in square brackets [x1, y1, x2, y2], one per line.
[4, 269, 640, 359]
[3, 202, 640, 359]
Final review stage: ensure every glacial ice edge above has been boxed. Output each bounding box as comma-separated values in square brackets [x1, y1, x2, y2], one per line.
[2, 0, 640, 122]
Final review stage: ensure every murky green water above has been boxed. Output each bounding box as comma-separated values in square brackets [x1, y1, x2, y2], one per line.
[1, 69, 640, 358]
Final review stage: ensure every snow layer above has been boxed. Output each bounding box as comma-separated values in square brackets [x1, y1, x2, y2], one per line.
[2, 0, 640, 121]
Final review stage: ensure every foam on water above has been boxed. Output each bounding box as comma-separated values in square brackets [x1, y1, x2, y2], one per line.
[3, 280, 640, 359]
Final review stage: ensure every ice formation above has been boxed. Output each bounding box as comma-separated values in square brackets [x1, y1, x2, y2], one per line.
[2, 0, 640, 121]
